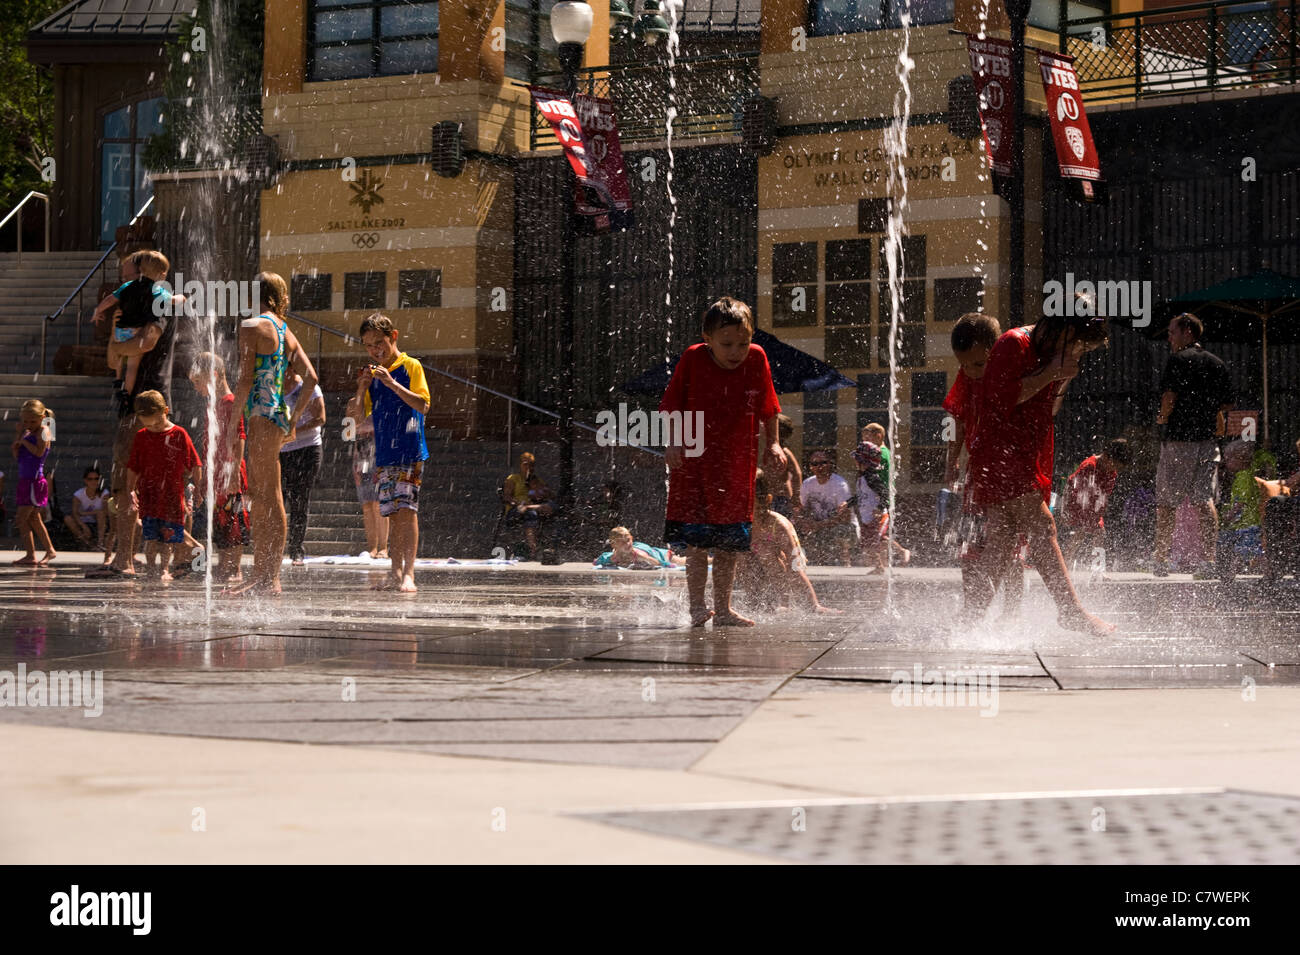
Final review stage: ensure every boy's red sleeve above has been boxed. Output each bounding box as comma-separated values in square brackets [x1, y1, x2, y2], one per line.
[659, 350, 690, 415]
[981, 332, 1025, 420]
[942, 372, 969, 420]
[238, 413, 246, 441]
[755, 347, 781, 420]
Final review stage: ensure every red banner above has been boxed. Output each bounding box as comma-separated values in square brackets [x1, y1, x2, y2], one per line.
[530, 86, 634, 233]
[965, 36, 1015, 177]
[1037, 50, 1103, 186]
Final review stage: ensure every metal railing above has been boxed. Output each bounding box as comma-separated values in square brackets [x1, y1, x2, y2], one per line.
[283, 310, 664, 466]
[529, 50, 760, 149]
[0, 191, 50, 264]
[41, 195, 156, 373]
[1065, 0, 1299, 101]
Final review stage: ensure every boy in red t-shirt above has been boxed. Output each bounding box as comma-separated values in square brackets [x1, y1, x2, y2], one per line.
[189, 353, 250, 583]
[943, 313, 1026, 612]
[964, 314, 1113, 634]
[127, 390, 202, 581]
[661, 297, 782, 627]
[1063, 438, 1133, 570]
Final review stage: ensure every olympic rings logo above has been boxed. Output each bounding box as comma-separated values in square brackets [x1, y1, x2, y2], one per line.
[352, 232, 379, 249]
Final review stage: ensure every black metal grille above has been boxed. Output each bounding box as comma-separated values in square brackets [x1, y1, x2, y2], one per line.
[529, 52, 760, 148]
[513, 146, 756, 417]
[1067, 0, 1299, 102]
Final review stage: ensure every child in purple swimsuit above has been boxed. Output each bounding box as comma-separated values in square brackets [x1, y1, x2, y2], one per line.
[11, 399, 56, 566]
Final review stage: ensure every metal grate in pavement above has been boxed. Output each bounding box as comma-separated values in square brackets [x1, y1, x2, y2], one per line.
[577, 789, 1300, 864]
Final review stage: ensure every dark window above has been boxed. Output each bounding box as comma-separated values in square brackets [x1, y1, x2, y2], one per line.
[398, 269, 441, 308]
[878, 234, 927, 280]
[99, 97, 165, 247]
[804, 388, 838, 411]
[811, 0, 953, 37]
[826, 239, 872, 282]
[826, 327, 871, 368]
[682, 0, 763, 33]
[773, 242, 817, 284]
[857, 373, 889, 408]
[291, 274, 333, 312]
[505, 0, 559, 83]
[858, 198, 890, 234]
[773, 241, 818, 328]
[825, 283, 870, 326]
[877, 279, 927, 368]
[308, 1, 439, 82]
[910, 371, 949, 484]
[911, 371, 948, 407]
[934, 277, 984, 323]
[344, 271, 386, 310]
[803, 409, 838, 449]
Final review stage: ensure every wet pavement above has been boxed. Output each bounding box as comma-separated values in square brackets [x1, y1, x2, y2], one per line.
[2, 556, 1298, 771]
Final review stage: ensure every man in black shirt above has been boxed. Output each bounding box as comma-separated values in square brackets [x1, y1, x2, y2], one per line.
[1153, 313, 1234, 577]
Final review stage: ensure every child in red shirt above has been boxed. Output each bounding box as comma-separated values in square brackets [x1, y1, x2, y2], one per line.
[944, 313, 1024, 613]
[964, 313, 1112, 634]
[189, 353, 250, 583]
[127, 389, 202, 581]
[661, 297, 782, 627]
[1062, 438, 1133, 570]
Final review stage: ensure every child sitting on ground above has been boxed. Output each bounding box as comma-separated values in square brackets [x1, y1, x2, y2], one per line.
[127, 390, 202, 581]
[594, 526, 685, 569]
[91, 250, 181, 408]
[1217, 439, 1267, 582]
[1062, 438, 1133, 571]
[739, 470, 840, 614]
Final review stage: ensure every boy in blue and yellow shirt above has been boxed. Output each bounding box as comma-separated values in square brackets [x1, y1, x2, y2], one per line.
[355, 313, 430, 593]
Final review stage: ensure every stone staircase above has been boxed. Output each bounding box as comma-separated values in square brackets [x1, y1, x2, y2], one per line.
[0, 252, 113, 376]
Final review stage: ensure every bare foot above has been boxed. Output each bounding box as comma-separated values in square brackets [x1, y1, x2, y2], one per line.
[814, 605, 845, 614]
[689, 608, 715, 628]
[11, 557, 38, 566]
[222, 577, 281, 597]
[398, 575, 417, 593]
[714, 612, 756, 627]
[38, 552, 57, 565]
[160, 569, 173, 582]
[1058, 608, 1116, 635]
[371, 575, 401, 591]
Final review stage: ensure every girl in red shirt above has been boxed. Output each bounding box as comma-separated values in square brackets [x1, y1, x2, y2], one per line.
[964, 313, 1113, 634]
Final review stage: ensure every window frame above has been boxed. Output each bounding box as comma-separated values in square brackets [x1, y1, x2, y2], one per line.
[307, 0, 440, 83]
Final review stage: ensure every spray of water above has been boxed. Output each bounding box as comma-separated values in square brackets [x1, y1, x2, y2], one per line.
[663, 0, 680, 320]
[881, 6, 916, 616]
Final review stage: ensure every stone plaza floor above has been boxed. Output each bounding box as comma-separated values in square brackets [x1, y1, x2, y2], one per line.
[2, 553, 1299, 863]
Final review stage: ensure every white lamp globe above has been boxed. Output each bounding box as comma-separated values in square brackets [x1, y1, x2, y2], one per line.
[551, 1, 594, 45]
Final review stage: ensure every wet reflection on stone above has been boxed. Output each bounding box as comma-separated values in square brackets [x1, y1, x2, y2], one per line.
[1, 565, 1297, 768]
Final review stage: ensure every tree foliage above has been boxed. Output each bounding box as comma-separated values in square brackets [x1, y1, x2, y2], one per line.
[0, 0, 64, 214]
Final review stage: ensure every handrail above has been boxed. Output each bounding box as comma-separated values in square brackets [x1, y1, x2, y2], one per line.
[46, 194, 157, 326]
[0, 191, 50, 265]
[284, 309, 664, 458]
[40, 194, 156, 373]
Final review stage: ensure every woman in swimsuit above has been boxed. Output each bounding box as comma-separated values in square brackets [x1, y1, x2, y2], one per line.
[227, 272, 320, 595]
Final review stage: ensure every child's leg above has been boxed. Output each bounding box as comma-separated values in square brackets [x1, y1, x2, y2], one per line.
[361, 500, 379, 554]
[392, 509, 418, 591]
[31, 511, 56, 560]
[712, 551, 754, 626]
[218, 546, 243, 581]
[14, 507, 36, 560]
[377, 511, 390, 556]
[122, 353, 141, 394]
[143, 541, 159, 573]
[965, 505, 1019, 619]
[684, 546, 712, 625]
[1015, 494, 1114, 634]
[245, 418, 287, 592]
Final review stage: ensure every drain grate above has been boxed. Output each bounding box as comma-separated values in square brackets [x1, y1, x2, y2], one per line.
[578, 789, 1300, 864]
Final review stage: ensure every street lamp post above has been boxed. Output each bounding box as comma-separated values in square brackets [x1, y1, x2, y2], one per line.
[551, 2, 594, 537]
[1007, 0, 1031, 328]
